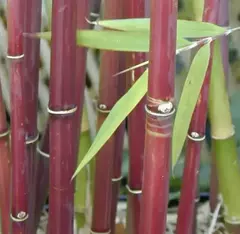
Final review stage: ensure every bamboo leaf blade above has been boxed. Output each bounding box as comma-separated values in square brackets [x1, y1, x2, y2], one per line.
[72, 42, 210, 179]
[77, 30, 149, 52]
[172, 43, 211, 170]
[93, 18, 227, 38]
[72, 69, 148, 178]
[178, 20, 226, 38]
[74, 130, 91, 229]
[36, 30, 192, 52]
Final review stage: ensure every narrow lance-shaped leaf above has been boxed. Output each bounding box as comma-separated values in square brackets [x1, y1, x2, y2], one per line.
[72, 43, 211, 178]
[172, 43, 211, 170]
[37, 30, 192, 52]
[72, 69, 148, 178]
[93, 18, 227, 38]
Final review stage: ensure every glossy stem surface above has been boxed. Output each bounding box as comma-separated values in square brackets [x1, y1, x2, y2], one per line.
[48, 0, 77, 232]
[7, 0, 28, 231]
[91, 1, 123, 232]
[23, 0, 42, 231]
[110, 56, 126, 233]
[139, 1, 177, 234]
[34, 124, 49, 228]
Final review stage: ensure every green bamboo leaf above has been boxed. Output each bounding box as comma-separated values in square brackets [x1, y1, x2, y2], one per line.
[77, 30, 149, 52]
[72, 70, 148, 179]
[37, 30, 192, 52]
[94, 18, 227, 38]
[172, 43, 211, 170]
[74, 107, 92, 228]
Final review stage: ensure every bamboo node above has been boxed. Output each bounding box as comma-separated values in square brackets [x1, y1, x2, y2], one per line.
[187, 132, 206, 142]
[126, 184, 142, 195]
[0, 129, 10, 138]
[85, 17, 98, 26]
[145, 102, 175, 118]
[112, 175, 123, 182]
[47, 106, 77, 115]
[211, 126, 235, 140]
[37, 144, 49, 158]
[6, 54, 24, 60]
[25, 132, 39, 145]
[90, 230, 111, 234]
[96, 104, 111, 113]
[224, 216, 240, 225]
[89, 12, 100, 18]
[10, 211, 29, 222]
[157, 101, 174, 113]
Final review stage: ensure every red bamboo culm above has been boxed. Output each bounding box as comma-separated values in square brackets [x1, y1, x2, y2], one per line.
[176, 1, 220, 233]
[139, 0, 177, 234]
[7, 0, 28, 232]
[47, 0, 77, 231]
[110, 58, 126, 234]
[91, 1, 123, 233]
[0, 82, 11, 234]
[110, 121, 125, 234]
[123, 1, 146, 234]
[35, 123, 49, 228]
[74, 0, 89, 174]
[23, 0, 42, 231]
[34, 0, 90, 227]
[175, 63, 214, 234]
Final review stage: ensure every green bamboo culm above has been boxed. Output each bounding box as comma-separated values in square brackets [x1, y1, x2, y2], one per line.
[44, 0, 52, 29]
[74, 106, 92, 230]
[180, 0, 204, 21]
[209, 40, 240, 228]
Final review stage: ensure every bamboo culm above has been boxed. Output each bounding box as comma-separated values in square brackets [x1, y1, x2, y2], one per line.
[23, 0, 42, 230]
[110, 55, 126, 233]
[176, 1, 220, 233]
[47, 0, 77, 232]
[91, 1, 123, 232]
[123, 1, 146, 234]
[7, 0, 28, 231]
[139, 0, 177, 233]
[209, 0, 229, 214]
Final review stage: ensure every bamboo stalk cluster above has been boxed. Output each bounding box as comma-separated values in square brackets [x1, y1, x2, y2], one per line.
[1, 0, 240, 234]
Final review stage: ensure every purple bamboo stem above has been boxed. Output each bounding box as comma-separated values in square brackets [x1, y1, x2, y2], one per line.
[23, 0, 42, 231]
[47, 0, 77, 231]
